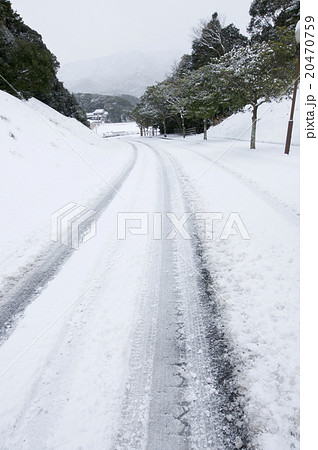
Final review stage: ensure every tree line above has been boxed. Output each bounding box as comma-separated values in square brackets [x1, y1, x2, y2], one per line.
[132, 0, 300, 148]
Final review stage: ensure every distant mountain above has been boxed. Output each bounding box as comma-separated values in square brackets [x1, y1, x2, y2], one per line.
[58, 50, 182, 97]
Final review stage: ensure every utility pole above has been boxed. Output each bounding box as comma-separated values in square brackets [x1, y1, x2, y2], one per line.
[284, 21, 300, 155]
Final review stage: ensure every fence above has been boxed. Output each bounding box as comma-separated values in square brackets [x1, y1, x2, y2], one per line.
[174, 127, 197, 136]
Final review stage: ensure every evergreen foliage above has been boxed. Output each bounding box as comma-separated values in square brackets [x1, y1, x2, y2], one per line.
[0, 0, 88, 125]
[74, 93, 139, 123]
[248, 0, 300, 41]
[217, 38, 296, 147]
[185, 65, 228, 140]
[191, 12, 248, 69]
[132, 4, 298, 148]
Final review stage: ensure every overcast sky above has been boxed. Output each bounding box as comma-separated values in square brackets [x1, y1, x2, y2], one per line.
[10, 0, 252, 65]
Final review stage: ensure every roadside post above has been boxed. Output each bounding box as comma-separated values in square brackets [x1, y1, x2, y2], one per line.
[284, 21, 300, 155]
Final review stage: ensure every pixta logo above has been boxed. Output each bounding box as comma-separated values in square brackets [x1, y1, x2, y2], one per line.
[51, 202, 97, 249]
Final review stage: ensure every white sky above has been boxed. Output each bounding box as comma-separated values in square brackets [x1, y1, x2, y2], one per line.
[10, 0, 252, 65]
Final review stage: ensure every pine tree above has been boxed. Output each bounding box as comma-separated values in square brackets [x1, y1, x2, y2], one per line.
[186, 66, 225, 140]
[218, 38, 296, 148]
[172, 54, 193, 78]
[132, 99, 158, 136]
[248, 0, 300, 41]
[191, 12, 248, 69]
[141, 83, 174, 137]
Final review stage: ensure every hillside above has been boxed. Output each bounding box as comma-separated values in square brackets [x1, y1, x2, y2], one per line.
[0, 89, 133, 286]
[74, 93, 139, 123]
[0, 0, 87, 125]
[208, 95, 300, 146]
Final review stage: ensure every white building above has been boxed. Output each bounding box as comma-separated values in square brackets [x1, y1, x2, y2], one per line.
[87, 109, 109, 122]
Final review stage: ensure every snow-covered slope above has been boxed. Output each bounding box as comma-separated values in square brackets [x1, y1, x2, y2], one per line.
[0, 90, 133, 288]
[208, 95, 300, 145]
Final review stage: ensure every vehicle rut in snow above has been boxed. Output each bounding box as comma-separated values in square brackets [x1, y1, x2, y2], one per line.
[114, 139, 250, 449]
[115, 142, 188, 449]
[0, 143, 138, 342]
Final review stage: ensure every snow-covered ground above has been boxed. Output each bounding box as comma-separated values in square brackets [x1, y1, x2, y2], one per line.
[208, 97, 299, 146]
[0, 92, 133, 287]
[0, 92, 299, 449]
[93, 121, 140, 138]
[158, 99, 300, 447]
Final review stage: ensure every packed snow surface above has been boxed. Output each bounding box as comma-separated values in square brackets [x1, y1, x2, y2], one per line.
[0, 91, 299, 449]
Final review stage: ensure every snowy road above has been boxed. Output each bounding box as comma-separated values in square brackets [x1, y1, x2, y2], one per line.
[0, 136, 250, 449]
[0, 131, 299, 449]
[115, 140, 249, 449]
[0, 144, 137, 340]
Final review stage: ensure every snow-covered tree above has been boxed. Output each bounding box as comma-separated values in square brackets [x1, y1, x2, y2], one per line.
[0, 0, 88, 125]
[248, 0, 300, 41]
[192, 12, 248, 69]
[172, 54, 193, 78]
[142, 83, 174, 137]
[218, 39, 296, 148]
[132, 99, 158, 136]
[186, 66, 225, 140]
[164, 77, 191, 138]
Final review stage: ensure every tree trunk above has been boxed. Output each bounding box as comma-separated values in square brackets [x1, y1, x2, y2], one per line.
[203, 118, 207, 141]
[163, 118, 167, 137]
[250, 104, 258, 149]
[181, 114, 186, 138]
[140, 126, 143, 137]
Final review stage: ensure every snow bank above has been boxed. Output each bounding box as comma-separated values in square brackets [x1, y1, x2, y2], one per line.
[208, 96, 300, 146]
[95, 121, 139, 137]
[0, 90, 132, 287]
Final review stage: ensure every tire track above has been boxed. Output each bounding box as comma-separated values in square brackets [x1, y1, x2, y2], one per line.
[134, 139, 251, 449]
[0, 143, 138, 342]
[114, 141, 189, 449]
[166, 149, 252, 449]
